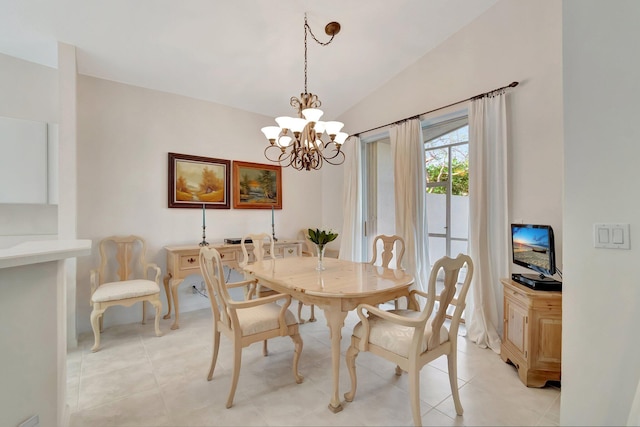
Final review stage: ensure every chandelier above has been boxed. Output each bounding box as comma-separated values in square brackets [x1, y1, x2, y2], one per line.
[261, 14, 348, 171]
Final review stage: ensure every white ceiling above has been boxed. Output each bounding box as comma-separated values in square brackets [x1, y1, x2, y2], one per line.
[0, 0, 498, 121]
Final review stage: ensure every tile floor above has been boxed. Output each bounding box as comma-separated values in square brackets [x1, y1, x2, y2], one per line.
[67, 302, 560, 426]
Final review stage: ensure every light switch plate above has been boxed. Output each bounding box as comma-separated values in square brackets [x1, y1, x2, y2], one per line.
[594, 223, 630, 249]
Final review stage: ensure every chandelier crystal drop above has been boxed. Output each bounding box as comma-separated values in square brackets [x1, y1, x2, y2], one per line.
[262, 14, 348, 171]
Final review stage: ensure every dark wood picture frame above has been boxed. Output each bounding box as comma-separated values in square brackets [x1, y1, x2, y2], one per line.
[168, 152, 231, 209]
[232, 160, 282, 209]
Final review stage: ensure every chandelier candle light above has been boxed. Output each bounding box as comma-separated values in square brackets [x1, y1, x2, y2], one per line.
[262, 14, 348, 171]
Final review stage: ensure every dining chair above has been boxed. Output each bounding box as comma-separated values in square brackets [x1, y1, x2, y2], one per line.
[200, 246, 303, 408]
[344, 253, 473, 427]
[89, 235, 163, 352]
[239, 233, 279, 355]
[369, 234, 406, 309]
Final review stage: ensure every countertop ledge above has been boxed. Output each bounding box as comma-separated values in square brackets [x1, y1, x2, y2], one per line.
[0, 239, 92, 269]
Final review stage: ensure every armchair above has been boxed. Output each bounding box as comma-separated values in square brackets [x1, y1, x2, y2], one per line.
[89, 235, 163, 352]
[200, 246, 303, 408]
[344, 253, 473, 426]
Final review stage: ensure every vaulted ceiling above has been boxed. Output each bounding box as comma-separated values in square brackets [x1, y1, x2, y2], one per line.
[0, 0, 498, 119]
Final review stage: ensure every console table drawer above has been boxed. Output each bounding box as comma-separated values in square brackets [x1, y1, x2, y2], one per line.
[217, 249, 237, 262]
[178, 254, 200, 270]
[282, 245, 300, 258]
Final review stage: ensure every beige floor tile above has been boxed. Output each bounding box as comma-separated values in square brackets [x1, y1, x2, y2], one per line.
[69, 307, 561, 426]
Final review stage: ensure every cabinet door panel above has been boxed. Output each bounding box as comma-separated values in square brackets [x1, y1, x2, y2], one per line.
[506, 301, 528, 355]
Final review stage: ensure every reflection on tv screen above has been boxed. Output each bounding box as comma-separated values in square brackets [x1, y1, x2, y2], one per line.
[512, 227, 551, 270]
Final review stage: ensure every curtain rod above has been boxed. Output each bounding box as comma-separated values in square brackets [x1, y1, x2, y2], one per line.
[352, 81, 519, 137]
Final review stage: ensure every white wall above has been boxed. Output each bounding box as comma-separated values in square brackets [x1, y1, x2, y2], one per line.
[562, 1, 640, 424]
[329, 0, 563, 321]
[75, 76, 325, 334]
[0, 54, 59, 243]
[0, 261, 60, 427]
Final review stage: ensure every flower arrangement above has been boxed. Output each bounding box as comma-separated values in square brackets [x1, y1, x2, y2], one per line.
[307, 228, 338, 248]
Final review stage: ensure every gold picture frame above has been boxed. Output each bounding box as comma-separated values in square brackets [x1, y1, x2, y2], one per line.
[232, 160, 282, 209]
[168, 152, 230, 209]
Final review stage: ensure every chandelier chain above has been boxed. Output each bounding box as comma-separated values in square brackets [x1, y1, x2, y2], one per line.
[303, 14, 336, 94]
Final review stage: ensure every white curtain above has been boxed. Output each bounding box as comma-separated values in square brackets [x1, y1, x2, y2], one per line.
[389, 119, 430, 292]
[466, 92, 509, 352]
[339, 136, 364, 262]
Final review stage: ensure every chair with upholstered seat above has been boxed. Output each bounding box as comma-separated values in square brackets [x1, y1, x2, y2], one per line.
[200, 246, 303, 408]
[240, 233, 282, 356]
[89, 235, 163, 352]
[370, 234, 406, 309]
[344, 253, 473, 427]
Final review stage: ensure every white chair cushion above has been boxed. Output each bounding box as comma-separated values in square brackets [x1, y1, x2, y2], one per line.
[237, 303, 298, 336]
[91, 279, 159, 303]
[353, 309, 449, 358]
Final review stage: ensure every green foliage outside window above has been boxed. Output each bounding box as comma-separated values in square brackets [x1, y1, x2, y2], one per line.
[426, 158, 469, 196]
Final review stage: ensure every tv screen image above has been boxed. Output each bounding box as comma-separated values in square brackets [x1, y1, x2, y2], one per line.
[511, 224, 554, 275]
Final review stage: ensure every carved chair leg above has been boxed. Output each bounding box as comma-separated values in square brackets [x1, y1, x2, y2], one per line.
[263, 340, 268, 356]
[395, 365, 403, 376]
[297, 300, 305, 324]
[290, 332, 304, 384]
[226, 340, 242, 408]
[208, 329, 220, 381]
[142, 300, 147, 325]
[344, 338, 360, 402]
[90, 306, 106, 352]
[448, 352, 463, 415]
[151, 299, 162, 337]
[409, 365, 422, 427]
[308, 304, 316, 322]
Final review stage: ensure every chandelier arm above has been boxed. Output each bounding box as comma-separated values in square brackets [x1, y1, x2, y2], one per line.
[323, 151, 346, 166]
[264, 145, 285, 163]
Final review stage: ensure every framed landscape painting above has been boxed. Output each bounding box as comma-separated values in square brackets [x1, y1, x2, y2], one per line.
[232, 160, 282, 209]
[168, 152, 230, 209]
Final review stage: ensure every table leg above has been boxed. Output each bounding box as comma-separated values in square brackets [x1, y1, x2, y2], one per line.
[162, 274, 173, 319]
[324, 309, 348, 413]
[170, 279, 182, 330]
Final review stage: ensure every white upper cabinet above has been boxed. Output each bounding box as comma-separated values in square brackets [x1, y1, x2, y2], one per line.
[0, 116, 52, 204]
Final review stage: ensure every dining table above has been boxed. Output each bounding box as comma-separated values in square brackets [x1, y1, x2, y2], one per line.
[242, 255, 416, 413]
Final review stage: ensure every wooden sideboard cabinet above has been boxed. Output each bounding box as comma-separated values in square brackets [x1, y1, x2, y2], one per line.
[500, 278, 562, 387]
[164, 240, 302, 330]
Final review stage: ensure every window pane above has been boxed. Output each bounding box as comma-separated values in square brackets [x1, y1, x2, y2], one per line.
[451, 194, 469, 239]
[428, 236, 446, 263]
[451, 239, 469, 257]
[425, 147, 449, 186]
[426, 192, 447, 234]
[425, 125, 469, 149]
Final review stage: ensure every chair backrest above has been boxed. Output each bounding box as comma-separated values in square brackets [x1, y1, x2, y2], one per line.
[200, 246, 232, 329]
[369, 234, 405, 269]
[300, 228, 316, 256]
[424, 253, 473, 349]
[96, 235, 149, 285]
[240, 233, 275, 267]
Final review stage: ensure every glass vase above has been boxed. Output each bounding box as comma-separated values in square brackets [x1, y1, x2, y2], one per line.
[316, 244, 326, 271]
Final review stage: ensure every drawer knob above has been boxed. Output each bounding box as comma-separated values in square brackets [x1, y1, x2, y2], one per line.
[187, 257, 196, 264]
[220, 254, 225, 259]
[288, 249, 294, 254]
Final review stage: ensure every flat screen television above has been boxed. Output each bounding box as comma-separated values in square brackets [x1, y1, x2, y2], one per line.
[510, 224, 561, 290]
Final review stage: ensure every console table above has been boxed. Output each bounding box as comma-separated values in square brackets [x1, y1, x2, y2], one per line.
[163, 240, 302, 329]
[500, 278, 562, 387]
